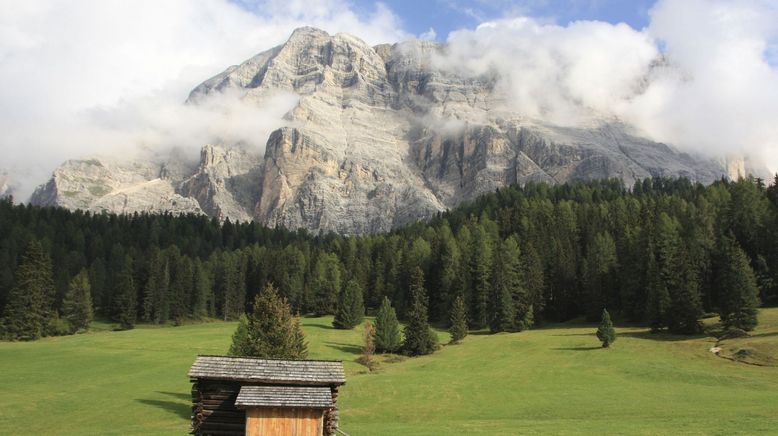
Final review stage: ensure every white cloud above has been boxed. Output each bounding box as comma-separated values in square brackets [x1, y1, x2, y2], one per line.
[0, 0, 409, 199]
[433, 0, 778, 173]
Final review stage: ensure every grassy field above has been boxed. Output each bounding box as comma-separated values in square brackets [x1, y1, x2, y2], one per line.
[1, 310, 777, 435]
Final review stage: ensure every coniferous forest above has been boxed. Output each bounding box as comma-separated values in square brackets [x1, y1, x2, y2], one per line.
[1, 176, 777, 341]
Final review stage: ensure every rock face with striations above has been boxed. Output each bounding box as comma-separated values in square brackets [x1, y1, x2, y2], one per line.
[32, 27, 727, 233]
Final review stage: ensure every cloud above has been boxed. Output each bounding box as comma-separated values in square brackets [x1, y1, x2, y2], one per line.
[433, 0, 778, 172]
[0, 0, 410, 200]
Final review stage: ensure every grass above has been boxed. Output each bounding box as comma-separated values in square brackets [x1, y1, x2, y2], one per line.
[0, 310, 777, 435]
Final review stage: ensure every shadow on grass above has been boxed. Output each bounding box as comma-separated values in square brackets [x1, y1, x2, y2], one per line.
[619, 330, 710, 342]
[304, 323, 335, 330]
[748, 332, 778, 339]
[552, 346, 602, 351]
[136, 398, 190, 420]
[550, 333, 593, 337]
[325, 341, 362, 355]
[157, 391, 191, 401]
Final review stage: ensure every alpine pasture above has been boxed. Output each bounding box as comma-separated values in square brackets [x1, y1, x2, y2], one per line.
[1, 311, 777, 435]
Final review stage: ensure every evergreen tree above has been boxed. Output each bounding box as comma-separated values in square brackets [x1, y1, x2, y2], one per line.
[228, 283, 308, 359]
[490, 236, 522, 332]
[521, 242, 545, 323]
[2, 240, 55, 340]
[333, 279, 365, 329]
[228, 314, 251, 356]
[667, 245, 704, 334]
[62, 270, 93, 332]
[312, 254, 341, 316]
[449, 295, 468, 344]
[583, 232, 617, 321]
[374, 296, 401, 353]
[596, 308, 616, 348]
[717, 236, 760, 331]
[290, 316, 308, 359]
[142, 248, 169, 323]
[191, 260, 211, 319]
[113, 255, 137, 330]
[403, 267, 438, 356]
[470, 226, 493, 329]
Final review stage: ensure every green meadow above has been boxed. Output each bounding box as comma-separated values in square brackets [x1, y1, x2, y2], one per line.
[1, 310, 777, 435]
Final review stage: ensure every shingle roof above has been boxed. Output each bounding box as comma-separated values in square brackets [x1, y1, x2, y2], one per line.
[188, 355, 346, 386]
[234, 386, 333, 409]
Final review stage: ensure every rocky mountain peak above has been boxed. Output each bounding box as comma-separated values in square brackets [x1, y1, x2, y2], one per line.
[31, 26, 729, 233]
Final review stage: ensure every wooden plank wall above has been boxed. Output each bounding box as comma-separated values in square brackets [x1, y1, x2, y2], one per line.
[191, 380, 245, 435]
[245, 407, 324, 436]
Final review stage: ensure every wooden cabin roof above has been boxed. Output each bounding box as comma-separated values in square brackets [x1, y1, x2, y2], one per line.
[188, 355, 346, 386]
[235, 386, 334, 409]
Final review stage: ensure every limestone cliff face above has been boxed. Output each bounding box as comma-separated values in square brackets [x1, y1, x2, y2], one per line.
[32, 27, 727, 233]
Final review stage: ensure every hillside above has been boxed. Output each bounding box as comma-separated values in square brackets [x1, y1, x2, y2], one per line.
[1, 309, 776, 435]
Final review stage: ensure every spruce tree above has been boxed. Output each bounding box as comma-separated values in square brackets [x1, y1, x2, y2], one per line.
[471, 226, 493, 329]
[228, 283, 308, 359]
[403, 267, 438, 356]
[374, 296, 401, 353]
[333, 279, 365, 329]
[449, 295, 468, 344]
[113, 255, 137, 330]
[667, 246, 703, 334]
[2, 240, 55, 340]
[717, 236, 760, 331]
[62, 270, 93, 332]
[312, 254, 341, 316]
[290, 316, 308, 359]
[596, 308, 616, 348]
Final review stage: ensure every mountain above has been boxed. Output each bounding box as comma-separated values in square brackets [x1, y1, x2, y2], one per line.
[31, 27, 727, 233]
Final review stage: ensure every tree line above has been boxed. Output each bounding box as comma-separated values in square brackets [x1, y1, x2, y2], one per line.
[1, 176, 776, 341]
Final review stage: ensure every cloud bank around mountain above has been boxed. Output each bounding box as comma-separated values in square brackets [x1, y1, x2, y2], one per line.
[0, 0, 776, 199]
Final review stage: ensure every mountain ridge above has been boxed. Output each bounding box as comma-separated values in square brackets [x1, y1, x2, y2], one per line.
[31, 26, 728, 233]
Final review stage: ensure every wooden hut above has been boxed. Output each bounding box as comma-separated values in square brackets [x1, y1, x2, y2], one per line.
[188, 355, 346, 436]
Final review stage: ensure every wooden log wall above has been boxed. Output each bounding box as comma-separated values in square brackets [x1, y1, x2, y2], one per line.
[191, 380, 246, 436]
[323, 386, 339, 436]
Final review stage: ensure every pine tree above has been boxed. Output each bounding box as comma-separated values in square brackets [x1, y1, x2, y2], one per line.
[717, 235, 760, 331]
[596, 309, 616, 348]
[290, 316, 308, 359]
[62, 270, 93, 332]
[228, 314, 252, 356]
[312, 254, 341, 316]
[113, 255, 137, 330]
[470, 226, 493, 329]
[667, 246, 703, 334]
[374, 296, 401, 353]
[228, 283, 308, 359]
[583, 232, 617, 322]
[2, 240, 55, 340]
[403, 267, 438, 356]
[489, 237, 521, 333]
[449, 295, 468, 344]
[191, 260, 211, 319]
[333, 279, 365, 329]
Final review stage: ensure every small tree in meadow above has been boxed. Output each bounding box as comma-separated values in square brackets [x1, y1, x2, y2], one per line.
[374, 297, 401, 353]
[449, 295, 468, 344]
[596, 309, 616, 348]
[358, 321, 377, 370]
[229, 283, 308, 359]
[403, 267, 439, 356]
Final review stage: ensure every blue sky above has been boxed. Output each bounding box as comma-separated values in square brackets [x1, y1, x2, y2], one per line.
[368, 0, 655, 37]
[235, 0, 658, 40]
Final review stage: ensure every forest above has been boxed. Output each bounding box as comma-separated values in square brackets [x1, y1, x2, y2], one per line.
[1, 175, 777, 341]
